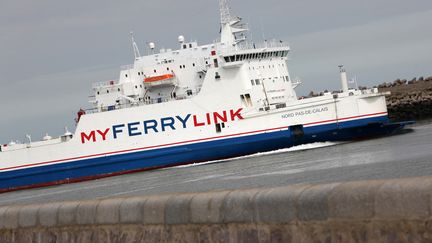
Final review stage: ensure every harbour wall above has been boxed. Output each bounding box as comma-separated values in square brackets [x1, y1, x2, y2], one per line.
[1, 176, 432, 242]
[378, 76, 432, 121]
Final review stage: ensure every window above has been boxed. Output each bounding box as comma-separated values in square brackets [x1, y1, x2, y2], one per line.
[255, 79, 261, 85]
[251, 80, 254, 86]
[183, 44, 187, 49]
[240, 93, 252, 107]
[118, 88, 121, 92]
[215, 123, 222, 133]
[215, 72, 221, 79]
[125, 74, 128, 78]
[154, 69, 156, 73]
[193, 63, 195, 67]
[107, 90, 109, 93]
[167, 67, 170, 71]
[189, 43, 192, 48]
[213, 59, 219, 68]
[138, 72, 140, 76]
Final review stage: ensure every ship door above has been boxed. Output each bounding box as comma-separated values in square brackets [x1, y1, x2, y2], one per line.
[290, 125, 304, 144]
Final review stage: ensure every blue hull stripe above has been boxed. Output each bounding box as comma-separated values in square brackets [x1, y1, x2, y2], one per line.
[1, 115, 395, 191]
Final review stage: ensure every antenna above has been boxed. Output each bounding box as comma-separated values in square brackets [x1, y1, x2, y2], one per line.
[219, 0, 232, 25]
[130, 31, 141, 60]
[219, 0, 248, 45]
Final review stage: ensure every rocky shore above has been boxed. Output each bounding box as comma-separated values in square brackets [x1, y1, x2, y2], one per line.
[377, 76, 432, 121]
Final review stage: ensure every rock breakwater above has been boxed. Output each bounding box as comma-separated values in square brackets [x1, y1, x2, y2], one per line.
[378, 76, 432, 121]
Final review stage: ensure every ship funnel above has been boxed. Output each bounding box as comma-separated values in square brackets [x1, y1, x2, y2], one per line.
[338, 65, 349, 93]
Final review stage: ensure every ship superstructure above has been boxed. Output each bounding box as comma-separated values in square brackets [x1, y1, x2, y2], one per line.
[0, 0, 410, 193]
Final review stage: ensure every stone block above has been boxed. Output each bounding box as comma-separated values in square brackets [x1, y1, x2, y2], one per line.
[220, 189, 259, 223]
[96, 198, 123, 224]
[190, 191, 229, 224]
[18, 205, 39, 228]
[165, 194, 194, 225]
[2, 207, 20, 229]
[375, 177, 431, 219]
[142, 195, 172, 224]
[76, 201, 99, 225]
[39, 202, 62, 227]
[58, 201, 79, 226]
[120, 197, 147, 223]
[255, 185, 307, 223]
[329, 181, 383, 219]
[297, 183, 340, 221]
[0, 206, 9, 229]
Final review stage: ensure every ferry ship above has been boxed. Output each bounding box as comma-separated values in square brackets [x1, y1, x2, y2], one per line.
[0, 0, 411, 193]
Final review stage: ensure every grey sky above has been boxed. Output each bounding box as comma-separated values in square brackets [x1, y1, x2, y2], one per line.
[1, 0, 431, 143]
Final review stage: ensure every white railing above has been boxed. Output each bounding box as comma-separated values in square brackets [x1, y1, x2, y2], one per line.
[92, 79, 119, 89]
[120, 64, 134, 70]
[219, 39, 290, 54]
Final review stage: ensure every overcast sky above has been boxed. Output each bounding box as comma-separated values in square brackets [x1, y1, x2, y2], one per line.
[1, 0, 431, 143]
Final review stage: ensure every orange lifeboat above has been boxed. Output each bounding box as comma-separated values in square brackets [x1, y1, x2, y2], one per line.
[144, 74, 174, 83]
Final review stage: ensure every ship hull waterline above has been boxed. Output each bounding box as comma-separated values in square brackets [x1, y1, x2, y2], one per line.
[0, 115, 410, 193]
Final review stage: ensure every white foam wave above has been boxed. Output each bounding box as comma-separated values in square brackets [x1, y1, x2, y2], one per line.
[175, 141, 342, 169]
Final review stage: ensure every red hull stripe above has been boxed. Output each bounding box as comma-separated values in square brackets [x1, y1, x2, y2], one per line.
[0, 112, 387, 172]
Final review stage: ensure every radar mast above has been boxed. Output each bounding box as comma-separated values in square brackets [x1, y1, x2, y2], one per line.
[219, 0, 248, 45]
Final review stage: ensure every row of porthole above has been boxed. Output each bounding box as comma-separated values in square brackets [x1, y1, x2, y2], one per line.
[248, 63, 284, 70]
[124, 60, 210, 78]
[96, 84, 143, 95]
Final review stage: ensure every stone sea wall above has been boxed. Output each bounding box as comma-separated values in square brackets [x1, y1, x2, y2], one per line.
[2, 176, 432, 242]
